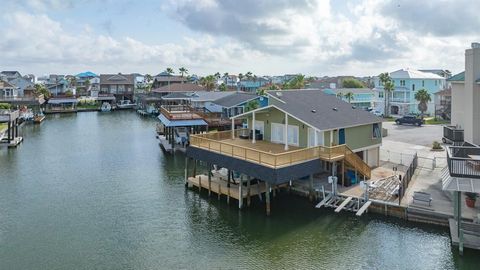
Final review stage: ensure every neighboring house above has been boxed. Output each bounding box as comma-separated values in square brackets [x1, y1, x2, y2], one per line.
[8, 77, 34, 97]
[221, 75, 239, 89]
[187, 91, 235, 111]
[449, 43, 480, 145]
[308, 76, 357, 90]
[0, 71, 22, 81]
[373, 68, 446, 115]
[99, 73, 135, 102]
[212, 92, 268, 118]
[238, 77, 269, 92]
[0, 80, 17, 98]
[419, 69, 452, 80]
[322, 88, 375, 109]
[434, 88, 451, 120]
[75, 71, 99, 96]
[152, 72, 188, 88]
[151, 83, 206, 97]
[271, 74, 299, 85]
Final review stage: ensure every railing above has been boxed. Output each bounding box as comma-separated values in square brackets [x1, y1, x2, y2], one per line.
[190, 129, 368, 172]
[447, 145, 480, 179]
[399, 152, 418, 204]
[443, 126, 464, 142]
[160, 105, 203, 120]
[344, 147, 371, 179]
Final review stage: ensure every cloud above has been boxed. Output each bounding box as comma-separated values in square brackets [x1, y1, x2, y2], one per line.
[380, 0, 480, 36]
[0, 12, 261, 75]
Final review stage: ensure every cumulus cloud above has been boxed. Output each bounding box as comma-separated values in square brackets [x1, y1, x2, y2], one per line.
[0, 12, 263, 75]
[380, 0, 480, 36]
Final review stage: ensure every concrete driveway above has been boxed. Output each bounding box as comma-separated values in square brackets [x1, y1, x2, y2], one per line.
[382, 121, 443, 147]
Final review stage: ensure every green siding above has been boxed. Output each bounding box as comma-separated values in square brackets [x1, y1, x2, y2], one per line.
[246, 106, 382, 149]
[247, 108, 308, 147]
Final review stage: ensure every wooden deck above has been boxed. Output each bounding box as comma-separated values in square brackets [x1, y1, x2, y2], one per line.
[221, 138, 300, 154]
[187, 174, 267, 201]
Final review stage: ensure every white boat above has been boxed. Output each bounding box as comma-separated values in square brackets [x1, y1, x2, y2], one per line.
[100, 102, 112, 112]
[116, 100, 136, 109]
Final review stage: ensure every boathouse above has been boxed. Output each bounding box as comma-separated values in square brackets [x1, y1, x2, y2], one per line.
[185, 89, 383, 215]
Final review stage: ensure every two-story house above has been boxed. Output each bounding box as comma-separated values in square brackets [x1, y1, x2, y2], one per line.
[238, 77, 269, 92]
[152, 72, 188, 89]
[0, 80, 17, 99]
[99, 73, 135, 102]
[322, 88, 375, 109]
[373, 68, 446, 115]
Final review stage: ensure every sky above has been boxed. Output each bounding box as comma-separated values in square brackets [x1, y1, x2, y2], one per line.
[0, 0, 478, 77]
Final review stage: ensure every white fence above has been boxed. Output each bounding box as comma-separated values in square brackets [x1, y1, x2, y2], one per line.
[380, 149, 447, 170]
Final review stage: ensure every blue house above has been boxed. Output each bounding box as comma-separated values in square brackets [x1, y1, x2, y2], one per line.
[213, 92, 268, 118]
[322, 88, 374, 109]
[373, 68, 446, 115]
[238, 77, 269, 93]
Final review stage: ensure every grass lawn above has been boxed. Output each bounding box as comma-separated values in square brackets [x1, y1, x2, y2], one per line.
[0, 123, 7, 133]
[382, 116, 396, 122]
[424, 117, 450, 125]
[77, 103, 99, 109]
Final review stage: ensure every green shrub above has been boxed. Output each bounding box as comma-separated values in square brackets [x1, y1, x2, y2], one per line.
[432, 141, 442, 150]
[0, 103, 11, 110]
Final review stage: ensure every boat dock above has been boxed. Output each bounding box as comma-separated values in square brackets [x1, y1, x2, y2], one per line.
[187, 174, 267, 206]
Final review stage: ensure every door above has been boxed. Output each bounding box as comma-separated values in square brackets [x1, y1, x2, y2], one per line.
[339, 128, 345, 145]
[271, 123, 284, 143]
[254, 120, 264, 135]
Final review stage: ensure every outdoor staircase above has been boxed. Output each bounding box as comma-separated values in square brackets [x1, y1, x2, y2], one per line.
[343, 146, 371, 179]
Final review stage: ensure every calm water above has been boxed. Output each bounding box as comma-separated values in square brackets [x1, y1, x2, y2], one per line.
[0, 111, 478, 270]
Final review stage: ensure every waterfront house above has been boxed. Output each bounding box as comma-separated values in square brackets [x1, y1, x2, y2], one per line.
[152, 72, 188, 89]
[75, 71, 99, 96]
[9, 77, 35, 97]
[373, 68, 446, 116]
[322, 88, 375, 110]
[99, 73, 135, 102]
[186, 89, 382, 214]
[0, 80, 17, 99]
[212, 92, 268, 118]
[151, 83, 206, 97]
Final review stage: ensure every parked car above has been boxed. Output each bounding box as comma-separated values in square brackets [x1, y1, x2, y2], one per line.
[395, 115, 424, 126]
[371, 110, 382, 117]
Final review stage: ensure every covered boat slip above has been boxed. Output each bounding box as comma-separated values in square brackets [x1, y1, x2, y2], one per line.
[45, 98, 78, 113]
[0, 110, 23, 147]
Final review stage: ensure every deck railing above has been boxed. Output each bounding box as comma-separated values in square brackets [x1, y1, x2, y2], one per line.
[160, 105, 203, 120]
[447, 145, 480, 179]
[190, 129, 369, 174]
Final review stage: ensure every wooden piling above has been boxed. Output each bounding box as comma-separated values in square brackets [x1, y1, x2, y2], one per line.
[207, 163, 212, 197]
[238, 175, 243, 209]
[309, 174, 314, 201]
[184, 157, 189, 187]
[247, 176, 251, 207]
[342, 159, 345, 186]
[265, 182, 271, 216]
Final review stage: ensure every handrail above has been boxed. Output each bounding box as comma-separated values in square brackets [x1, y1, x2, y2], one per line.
[190, 130, 370, 174]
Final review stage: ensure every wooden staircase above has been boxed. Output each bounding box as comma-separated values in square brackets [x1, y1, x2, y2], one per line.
[343, 146, 371, 179]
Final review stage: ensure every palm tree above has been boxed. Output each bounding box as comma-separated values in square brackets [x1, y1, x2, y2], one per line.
[237, 73, 244, 91]
[218, 83, 227, 92]
[166, 68, 174, 75]
[200, 75, 216, 91]
[414, 89, 431, 117]
[145, 74, 153, 83]
[245, 71, 253, 80]
[379, 72, 394, 117]
[84, 79, 91, 92]
[34, 83, 51, 99]
[245, 100, 260, 112]
[179, 67, 188, 77]
[344, 92, 354, 103]
[336, 92, 344, 99]
[214, 72, 221, 80]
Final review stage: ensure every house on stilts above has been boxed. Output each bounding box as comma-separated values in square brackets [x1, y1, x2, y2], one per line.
[184, 89, 383, 215]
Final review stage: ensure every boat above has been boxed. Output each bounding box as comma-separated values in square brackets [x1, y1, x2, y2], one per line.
[116, 100, 136, 109]
[33, 114, 45, 124]
[100, 102, 112, 112]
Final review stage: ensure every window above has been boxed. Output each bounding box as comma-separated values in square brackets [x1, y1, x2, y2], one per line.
[271, 123, 284, 143]
[373, 123, 381, 138]
[379, 91, 384, 98]
[288, 125, 299, 146]
[400, 80, 405, 86]
[412, 84, 415, 91]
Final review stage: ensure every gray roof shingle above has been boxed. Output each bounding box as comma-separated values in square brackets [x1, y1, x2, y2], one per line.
[213, 92, 258, 108]
[266, 89, 381, 131]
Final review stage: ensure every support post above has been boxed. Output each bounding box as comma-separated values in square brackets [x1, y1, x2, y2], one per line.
[7, 121, 11, 143]
[238, 175, 243, 209]
[207, 163, 212, 197]
[231, 118, 235, 139]
[252, 111, 256, 144]
[265, 182, 271, 216]
[247, 176, 251, 207]
[227, 169, 231, 188]
[284, 112, 289, 150]
[330, 130, 334, 146]
[342, 159, 345, 187]
[184, 157, 189, 187]
[192, 159, 197, 177]
[309, 174, 314, 201]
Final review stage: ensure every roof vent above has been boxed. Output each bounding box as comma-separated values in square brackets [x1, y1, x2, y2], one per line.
[311, 109, 316, 113]
[276, 91, 282, 97]
[332, 107, 338, 111]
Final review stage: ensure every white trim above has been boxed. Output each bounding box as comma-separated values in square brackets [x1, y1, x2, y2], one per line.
[266, 92, 286, 104]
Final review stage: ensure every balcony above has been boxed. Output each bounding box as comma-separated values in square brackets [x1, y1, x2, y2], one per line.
[189, 129, 370, 178]
[160, 105, 204, 120]
[447, 143, 480, 179]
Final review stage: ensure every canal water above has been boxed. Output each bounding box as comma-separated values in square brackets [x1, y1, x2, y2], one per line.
[0, 111, 478, 269]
